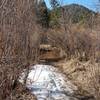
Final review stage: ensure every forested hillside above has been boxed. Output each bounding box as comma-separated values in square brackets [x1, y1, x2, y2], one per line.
[62, 4, 96, 23]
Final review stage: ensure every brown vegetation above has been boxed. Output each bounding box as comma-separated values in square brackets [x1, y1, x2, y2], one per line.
[6, 82, 36, 100]
[0, 0, 100, 100]
[0, 0, 40, 99]
[47, 1, 100, 99]
[47, 8, 100, 61]
[56, 59, 100, 100]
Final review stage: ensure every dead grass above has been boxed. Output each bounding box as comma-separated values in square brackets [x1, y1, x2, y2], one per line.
[58, 59, 100, 100]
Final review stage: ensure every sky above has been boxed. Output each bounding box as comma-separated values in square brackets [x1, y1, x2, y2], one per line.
[44, 0, 100, 12]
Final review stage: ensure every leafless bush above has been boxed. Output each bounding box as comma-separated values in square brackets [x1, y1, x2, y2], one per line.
[0, 0, 40, 99]
[48, 27, 100, 62]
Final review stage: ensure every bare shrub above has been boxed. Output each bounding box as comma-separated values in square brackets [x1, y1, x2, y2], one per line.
[0, 0, 40, 99]
[47, 30, 99, 61]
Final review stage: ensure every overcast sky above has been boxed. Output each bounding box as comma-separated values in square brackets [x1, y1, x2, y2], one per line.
[44, 0, 100, 12]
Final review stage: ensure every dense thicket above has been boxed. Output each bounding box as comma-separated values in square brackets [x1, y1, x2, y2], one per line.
[0, 0, 39, 99]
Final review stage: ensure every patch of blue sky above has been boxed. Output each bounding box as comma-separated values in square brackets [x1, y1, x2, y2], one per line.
[44, 0, 100, 12]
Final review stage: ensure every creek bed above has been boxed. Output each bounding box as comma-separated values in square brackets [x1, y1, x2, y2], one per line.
[19, 64, 78, 100]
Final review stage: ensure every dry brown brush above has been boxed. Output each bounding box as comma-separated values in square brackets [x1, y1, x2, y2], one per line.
[48, 3, 100, 62]
[0, 0, 40, 99]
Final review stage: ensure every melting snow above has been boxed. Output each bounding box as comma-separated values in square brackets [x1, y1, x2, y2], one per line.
[19, 64, 78, 100]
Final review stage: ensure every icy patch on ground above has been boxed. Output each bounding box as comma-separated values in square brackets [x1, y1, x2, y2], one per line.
[19, 64, 78, 100]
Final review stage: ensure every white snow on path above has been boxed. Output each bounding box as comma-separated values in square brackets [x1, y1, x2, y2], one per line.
[19, 64, 78, 100]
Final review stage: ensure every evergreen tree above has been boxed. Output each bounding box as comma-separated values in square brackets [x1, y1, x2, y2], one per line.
[36, 0, 49, 28]
[50, 0, 60, 28]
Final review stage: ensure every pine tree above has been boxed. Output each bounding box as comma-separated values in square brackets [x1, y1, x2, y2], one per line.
[36, 0, 49, 28]
[50, 0, 60, 28]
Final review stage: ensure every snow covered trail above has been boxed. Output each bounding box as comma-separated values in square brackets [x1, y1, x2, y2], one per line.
[19, 64, 78, 100]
